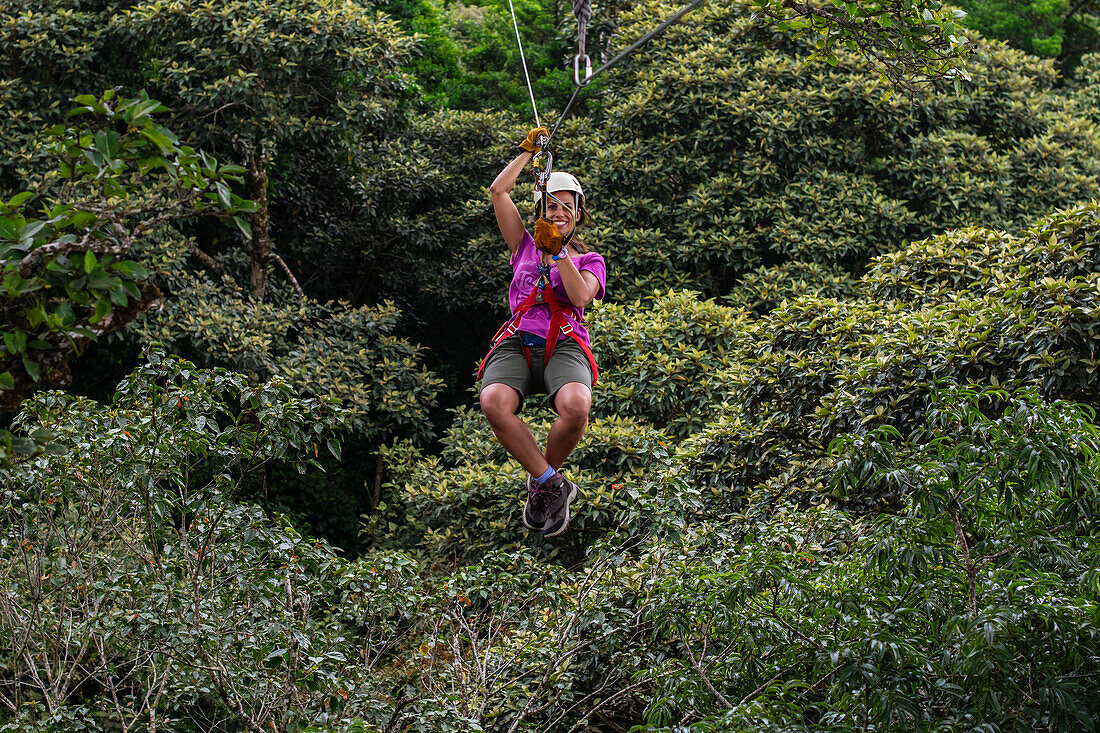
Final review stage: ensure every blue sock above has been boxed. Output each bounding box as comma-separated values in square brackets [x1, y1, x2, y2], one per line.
[532, 466, 556, 485]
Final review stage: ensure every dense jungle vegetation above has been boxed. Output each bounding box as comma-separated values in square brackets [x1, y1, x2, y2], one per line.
[2, 0, 1100, 730]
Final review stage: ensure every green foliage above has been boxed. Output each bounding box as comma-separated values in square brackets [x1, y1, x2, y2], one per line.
[1073, 51, 1100, 123]
[677, 201, 1100, 517]
[954, 0, 1100, 64]
[747, 0, 973, 88]
[629, 391, 1100, 730]
[5, 3, 1100, 729]
[121, 220, 445, 545]
[132, 267, 442, 443]
[564, 1, 1100, 306]
[353, 387, 1100, 730]
[955, 0, 1074, 57]
[590, 290, 751, 437]
[0, 349, 365, 730]
[370, 409, 670, 564]
[0, 0, 110, 189]
[0, 91, 247, 407]
[382, 0, 579, 113]
[115, 0, 416, 149]
[0, 0, 416, 174]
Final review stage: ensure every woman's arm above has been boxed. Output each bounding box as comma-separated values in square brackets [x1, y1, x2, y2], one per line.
[554, 254, 600, 309]
[490, 152, 532, 255]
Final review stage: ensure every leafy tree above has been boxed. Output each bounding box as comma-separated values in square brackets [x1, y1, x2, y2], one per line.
[1073, 50, 1100, 120]
[0, 350, 439, 732]
[114, 0, 417, 300]
[379, 0, 580, 113]
[0, 350, 353, 730]
[354, 386, 1100, 730]
[0, 0, 111, 190]
[747, 0, 973, 88]
[0, 91, 249, 409]
[954, 0, 1100, 66]
[1, 0, 417, 301]
[564, 0, 1100, 305]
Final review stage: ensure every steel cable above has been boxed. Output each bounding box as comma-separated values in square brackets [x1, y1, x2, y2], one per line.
[549, 0, 707, 141]
[506, 0, 541, 128]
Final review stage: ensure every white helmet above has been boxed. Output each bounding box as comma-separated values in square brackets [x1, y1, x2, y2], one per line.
[533, 171, 585, 211]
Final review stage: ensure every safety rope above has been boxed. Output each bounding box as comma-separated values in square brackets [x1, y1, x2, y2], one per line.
[572, 0, 591, 57]
[506, 0, 541, 128]
[571, 0, 592, 85]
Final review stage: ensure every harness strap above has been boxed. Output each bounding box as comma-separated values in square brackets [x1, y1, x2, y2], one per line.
[477, 273, 599, 385]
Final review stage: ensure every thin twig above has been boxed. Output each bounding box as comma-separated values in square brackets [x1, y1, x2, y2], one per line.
[271, 253, 306, 298]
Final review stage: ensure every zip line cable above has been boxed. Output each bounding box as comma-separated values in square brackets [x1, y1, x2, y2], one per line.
[507, 0, 707, 149]
[577, 0, 706, 90]
[530, 0, 708, 143]
[506, 0, 541, 128]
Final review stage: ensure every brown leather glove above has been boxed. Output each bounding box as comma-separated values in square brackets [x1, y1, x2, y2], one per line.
[519, 126, 550, 154]
[533, 217, 564, 254]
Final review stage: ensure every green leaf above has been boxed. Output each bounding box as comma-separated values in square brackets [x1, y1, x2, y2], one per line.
[10, 436, 36, 455]
[90, 296, 111, 324]
[55, 303, 75, 326]
[215, 181, 232, 209]
[21, 356, 40, 382]
[109, 285, 129, 307]
[233, 215, 253, 240]
[140, 127, 175, 154]
[111, 260, 149, 279]
[84, 251, 98, 274]
[18, 221, 46, 243]
[95, 130, 121, 160]
[0, 217, 20, 242]
[7, 191, 33, 209]
[3, 330, 27, 355]
[0, 372, 13, 390]
[327, 438, 342, 461]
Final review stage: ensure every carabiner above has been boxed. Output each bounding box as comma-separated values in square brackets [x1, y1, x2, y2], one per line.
[573, 54, 592, 86]
[531, 149, 554, 189]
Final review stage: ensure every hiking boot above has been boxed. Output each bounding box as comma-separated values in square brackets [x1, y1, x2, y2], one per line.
[541, 473, 579, 538]
[523, 474, 549, 530]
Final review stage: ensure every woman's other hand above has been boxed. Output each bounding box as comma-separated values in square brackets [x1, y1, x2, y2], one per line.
[533, 218, 564, 254]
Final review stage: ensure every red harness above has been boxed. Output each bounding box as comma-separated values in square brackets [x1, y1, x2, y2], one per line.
[477, 274, 599, 385]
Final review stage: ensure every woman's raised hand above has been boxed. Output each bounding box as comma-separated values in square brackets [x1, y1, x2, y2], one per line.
[518, 126, 550, 153]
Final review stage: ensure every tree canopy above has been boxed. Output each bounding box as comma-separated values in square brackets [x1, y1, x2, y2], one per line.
[3, 0, 1100, 730]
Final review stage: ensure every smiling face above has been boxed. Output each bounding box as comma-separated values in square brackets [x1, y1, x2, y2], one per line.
[544, 191, 578, 236]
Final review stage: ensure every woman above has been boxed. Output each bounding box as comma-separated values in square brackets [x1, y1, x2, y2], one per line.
[478, 127, 607, 538]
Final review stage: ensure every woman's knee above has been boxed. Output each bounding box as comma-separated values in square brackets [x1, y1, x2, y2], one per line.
[480, 384, 520, 420]
[554, 384, 591, 422]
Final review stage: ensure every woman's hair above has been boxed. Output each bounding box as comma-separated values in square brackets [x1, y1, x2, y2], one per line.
[531, 193, 596, 252]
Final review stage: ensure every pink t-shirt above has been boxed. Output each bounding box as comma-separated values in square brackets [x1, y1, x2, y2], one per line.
[509, 229, 607, 347]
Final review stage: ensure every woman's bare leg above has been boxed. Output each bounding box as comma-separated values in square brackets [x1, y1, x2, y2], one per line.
[545, 383, 592, 470]
[480, 383, 551, 476]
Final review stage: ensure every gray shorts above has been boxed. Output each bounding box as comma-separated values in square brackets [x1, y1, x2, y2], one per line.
[480, 335, 593, 413]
